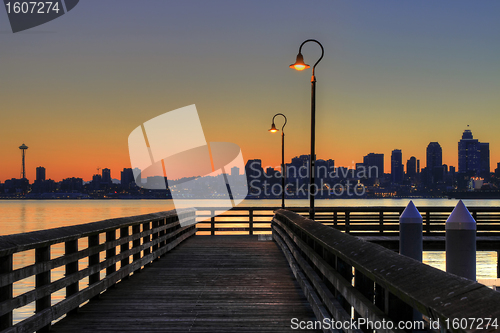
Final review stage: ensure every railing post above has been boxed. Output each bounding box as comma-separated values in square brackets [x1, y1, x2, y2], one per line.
[35, 246, 51, 333]
[65, 239, 79, 315]
[386, 291, 413, 324]
[333, 210, 337, 227]
[143, 221, 151, 266]
[88, 234, 100, 300]
[106, 230, 116, 282]
[374, 283, 385, 312]
[132, 224, 141, 273]
[0, 254, 13, 330]
[379, 211, 384, 233]
[425, 211, 431, 234]
[497, 251, 500, 279]
[354, 270, 373, 321]
[120, 227, 129, 279]
[211, 210, 215, 235]
[152, 220, 159, 261]
[160, 218, 167, 252]
[249, 209, 254, 236]
[336, 257, 352, 313]
[345, 211, 350, 233]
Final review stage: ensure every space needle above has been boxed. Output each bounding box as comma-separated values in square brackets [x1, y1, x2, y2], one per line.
[19, 143, 28, 179]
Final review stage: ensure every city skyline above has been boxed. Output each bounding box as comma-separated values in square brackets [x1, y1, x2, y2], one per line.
[3, 128, 495, 184]
[1, 1, 500, 182]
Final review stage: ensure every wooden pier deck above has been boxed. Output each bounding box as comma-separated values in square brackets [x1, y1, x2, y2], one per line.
[51, 236, 319, 333]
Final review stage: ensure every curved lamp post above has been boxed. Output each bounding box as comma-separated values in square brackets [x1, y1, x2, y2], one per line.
[269, 113, 287, 208]
[290, 39, 324, 220]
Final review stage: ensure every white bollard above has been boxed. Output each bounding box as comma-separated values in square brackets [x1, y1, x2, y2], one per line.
[399, 200, 423, 262]
[445, 200, 476, 281]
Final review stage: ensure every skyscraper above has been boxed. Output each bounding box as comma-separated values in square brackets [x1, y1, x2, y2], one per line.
[363, 153, 384, 179]
[121, 168, 135, 189]
[479, 142, 490, 179]
[458, 128, 481, 176]
[391, 149, 403, 184]
[36, 166, 46, 182]
[427, 142, 444, 183]
[406, 157, 416, 179]
[102, 168, 111, 184]
[426, 142, 442, 170]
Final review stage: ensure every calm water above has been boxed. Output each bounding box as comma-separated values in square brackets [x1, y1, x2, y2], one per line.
[0, 198, 498, 323]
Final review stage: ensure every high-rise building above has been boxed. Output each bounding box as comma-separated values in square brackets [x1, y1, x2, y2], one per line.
[458, 128, 481, 176]
[406, 157, 416, 179]
[121, 168, 135, 189]
[426, 142, 444, 183]
[426, 142, 442, 170]
[391, 149, 403, 184]
[479, 142, 490, 179]
[36, 166, 46, 182]
[231, 166, 239, 176]
[102, 168, 111, 184]
[363, 153, 384, 179]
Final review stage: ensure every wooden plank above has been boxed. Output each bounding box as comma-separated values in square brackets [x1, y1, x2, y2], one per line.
[51, 236, 320, 333]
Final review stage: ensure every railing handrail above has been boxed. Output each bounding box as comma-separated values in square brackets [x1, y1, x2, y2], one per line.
[0, 210, 194, 257]
[272, 209, 500, 333]
[196, 205, 500, 212]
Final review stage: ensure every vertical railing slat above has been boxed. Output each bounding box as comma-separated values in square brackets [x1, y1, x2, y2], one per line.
[88, 234, 100, 290]
[249, 208, 254, 236]
[0, 254, 13, 330]
[65, 239, 79, 315]
[106, 230, 116, 285]
[143, 221, 151, 266]
[35, 246, 51, 333]
[120, 227, 130, 279]
[152, 220, 159, 262]
[132, 224, 141, 273]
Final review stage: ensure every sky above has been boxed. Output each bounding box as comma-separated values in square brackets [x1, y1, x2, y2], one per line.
[1, 0, 500, 182]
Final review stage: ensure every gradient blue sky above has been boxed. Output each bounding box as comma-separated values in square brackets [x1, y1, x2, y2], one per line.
[1, 0, 500, 181]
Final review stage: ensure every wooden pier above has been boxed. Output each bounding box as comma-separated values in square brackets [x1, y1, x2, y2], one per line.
[51, 236, 318, 332]
[1, 206, 500, 333]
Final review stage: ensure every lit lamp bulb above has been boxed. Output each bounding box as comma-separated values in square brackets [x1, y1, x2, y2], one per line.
[268, 123, 278, 133]
[289, 53, 310, 71]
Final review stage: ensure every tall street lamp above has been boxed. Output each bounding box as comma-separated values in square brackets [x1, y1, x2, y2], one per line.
[290, 39, 324, 220]
[269, 113, 287, 208]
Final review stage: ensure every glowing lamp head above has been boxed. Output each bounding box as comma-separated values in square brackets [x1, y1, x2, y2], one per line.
[289, 53, 310, 71]
[269, 123, 278, 133]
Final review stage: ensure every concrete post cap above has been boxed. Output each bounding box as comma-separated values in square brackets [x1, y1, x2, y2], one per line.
[400, 200, 422, 223]
[445, 200, 476, 230]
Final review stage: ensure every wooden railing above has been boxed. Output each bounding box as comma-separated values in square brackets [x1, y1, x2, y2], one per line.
[0, 208, 196, 333]
[195, 206, 500, 236]
[272, 209, 500, 333]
